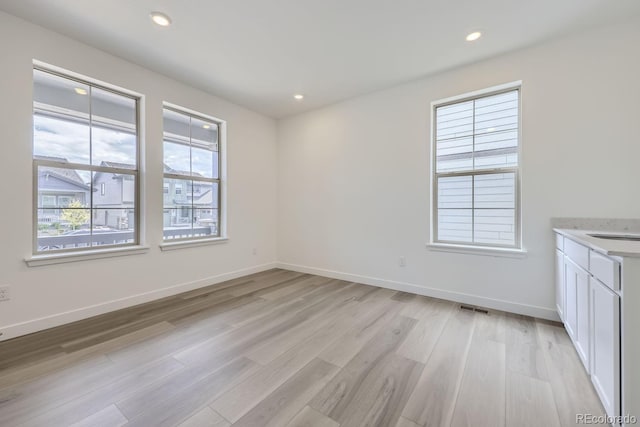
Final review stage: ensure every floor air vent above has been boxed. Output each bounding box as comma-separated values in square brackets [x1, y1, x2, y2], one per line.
[460, 304, 489, 314]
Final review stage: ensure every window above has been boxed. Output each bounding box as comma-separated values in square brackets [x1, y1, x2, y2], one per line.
[432, 85, 520, 249]
[162, 106, 222, 240]
[41, 195, 56, 207]
[33, 67, 140, 253]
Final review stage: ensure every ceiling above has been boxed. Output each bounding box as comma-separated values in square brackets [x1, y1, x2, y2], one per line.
[1, 0, 639, 118]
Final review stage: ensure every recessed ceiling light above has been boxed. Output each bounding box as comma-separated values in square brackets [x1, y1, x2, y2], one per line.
[202, 124, 211, 129]
[150, 12, 172, 27]
[74, 88, 87, 95]
[293, 94, 304, 100]
[466, 31, 482, 42]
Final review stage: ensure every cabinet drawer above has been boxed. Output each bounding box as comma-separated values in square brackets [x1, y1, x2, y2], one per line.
[564, 238, 589, 271]
[590, 251, 620, 292]
[555, 234, 564, 251]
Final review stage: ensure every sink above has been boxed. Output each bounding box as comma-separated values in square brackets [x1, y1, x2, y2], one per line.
[588, 233, 640, 242]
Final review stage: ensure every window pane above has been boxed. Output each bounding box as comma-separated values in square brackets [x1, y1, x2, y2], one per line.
[191, 117, 217, 148]
[191, 145, 214, 178]
[33, 70, 90, 118]
[37, 208, 91, 252]
[163, 108, 190, 141]
[437, 175, 472, 243]
[199, 181, 220, 209]
[473, 130, 518, 170]
[192, 181, 218, 209]
[163, 177, 192, 209]
[474, 209, 515, 246]
[473, 173, 515, 209]
[91, 87, 136, 127]
[163, 208, 194, 239]
[474, 91, 518, 134]
[438, 175, 472, 209]
[436, 136, 473, 173]
[472, 173, 516, 246]
[34, 70, 91, 165]
[91, 88, 137, 168]
[37, 165, 90, 209]
[91, 209, 135, 247]
[164, 141, 191, 175]
[194, 208, 218, 237]
[438, 209, 472, 243]
[93, 171, 136, 208]
[34, 114, 91, 165]
[436, 100, 473, 141]
[473, 91, 518, 171]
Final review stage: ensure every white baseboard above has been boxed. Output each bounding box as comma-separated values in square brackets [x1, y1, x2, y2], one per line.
[0, 262, 278, 341]
[277, 262, 559, 321]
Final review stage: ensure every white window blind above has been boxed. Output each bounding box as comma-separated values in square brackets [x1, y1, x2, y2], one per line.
[433, 88, 520, 248]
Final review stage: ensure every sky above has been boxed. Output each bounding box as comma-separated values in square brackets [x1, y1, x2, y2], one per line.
[34, 114, 217, 182]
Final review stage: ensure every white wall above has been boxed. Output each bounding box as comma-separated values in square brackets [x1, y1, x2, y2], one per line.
[0, 12, 278, 340]
[277, 18, 640, 319]
[1, 12, 638, 341]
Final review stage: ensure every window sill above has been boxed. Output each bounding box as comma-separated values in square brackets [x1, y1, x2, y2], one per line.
[426, 242, 527, 258]
[159, 237, 229, 251]
[25, 245, 150, 267]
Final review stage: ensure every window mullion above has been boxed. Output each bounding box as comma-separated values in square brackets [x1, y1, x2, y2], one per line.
[188, 116, 195, 233]
[471, 98, 476, 244]
[471, 174, 475, 244]
[88, 85, 94, 244]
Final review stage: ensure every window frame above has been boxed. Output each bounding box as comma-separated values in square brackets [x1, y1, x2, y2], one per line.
[161, 103, 226, 244]
[430, 81, 523, 252]
[32, 65, 142, 255]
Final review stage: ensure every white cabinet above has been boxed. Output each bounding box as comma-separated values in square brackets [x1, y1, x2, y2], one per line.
[590, 276, 620, 420]
[564, 257, 590, 370]
[555, 249, 565, 322]
[555, 231, 626, 423]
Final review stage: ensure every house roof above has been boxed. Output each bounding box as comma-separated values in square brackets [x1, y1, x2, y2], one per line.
[35, 155, 89, 188]
[92, 161, 136, 182]
[100, 161, 136, 170]
[164, 163, 204, 178]
[194, 189, 213, 206]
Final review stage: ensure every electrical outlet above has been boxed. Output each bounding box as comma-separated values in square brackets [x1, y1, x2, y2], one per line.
[399, 256, 406, 267]
[0, 286, 10, 302]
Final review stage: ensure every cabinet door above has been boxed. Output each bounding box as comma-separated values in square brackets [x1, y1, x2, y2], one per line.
[590, 277, 620, 419]
[565, 258, 590, 371]
[555, 249, 565, 322]
[564, 257, 578, 341]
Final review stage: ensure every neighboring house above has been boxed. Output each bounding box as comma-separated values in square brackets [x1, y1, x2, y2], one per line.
[36, 156, 91, 225]
[92, 161, 135, 229]
[163, 164, 218, 234]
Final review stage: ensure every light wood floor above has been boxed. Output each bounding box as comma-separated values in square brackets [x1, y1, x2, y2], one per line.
[0, 269, 605, 427]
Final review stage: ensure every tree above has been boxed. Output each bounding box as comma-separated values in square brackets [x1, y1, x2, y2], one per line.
[61, 200, 89, 230]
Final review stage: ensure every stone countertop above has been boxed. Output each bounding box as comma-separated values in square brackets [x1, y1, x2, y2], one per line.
[553, 228, 640, 258]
